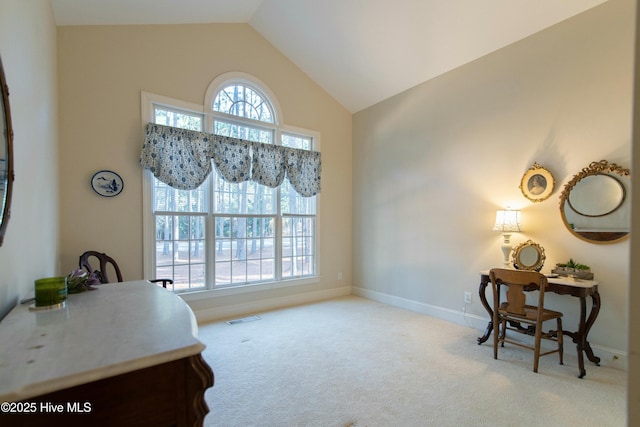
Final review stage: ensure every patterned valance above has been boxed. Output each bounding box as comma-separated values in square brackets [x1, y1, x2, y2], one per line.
[140, 123, 321, 197]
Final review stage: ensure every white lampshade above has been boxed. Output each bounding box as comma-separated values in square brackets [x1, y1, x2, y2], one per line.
[492, 210, 522, 233]
[493, 209, 522, 266]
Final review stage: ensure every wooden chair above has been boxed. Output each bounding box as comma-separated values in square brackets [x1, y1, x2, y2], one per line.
[490, 268, 563, 373]
[79, 250, 173, 288]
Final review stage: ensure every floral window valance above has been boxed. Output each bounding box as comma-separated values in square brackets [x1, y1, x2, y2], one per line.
[140, 123, 321, 197]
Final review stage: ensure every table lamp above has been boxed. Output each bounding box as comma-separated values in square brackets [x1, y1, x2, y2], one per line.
[493, 209, 522, 266]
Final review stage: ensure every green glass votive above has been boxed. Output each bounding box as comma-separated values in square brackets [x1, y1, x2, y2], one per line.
[34, 276, 68, 307]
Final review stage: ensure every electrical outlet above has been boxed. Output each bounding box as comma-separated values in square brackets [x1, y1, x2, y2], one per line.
[338, 272, 343, 280]
[464, 291, 472, 304]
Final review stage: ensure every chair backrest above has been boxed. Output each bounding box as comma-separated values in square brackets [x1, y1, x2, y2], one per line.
[79, 251, 123, 284]
[489, 268, 548, 316]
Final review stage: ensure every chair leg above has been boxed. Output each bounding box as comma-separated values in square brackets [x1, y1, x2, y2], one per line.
[557, 318, 564, 365]
[499, 319, 506, 347]
[533, 321, 543, 373]
[493, 315, 500, 360]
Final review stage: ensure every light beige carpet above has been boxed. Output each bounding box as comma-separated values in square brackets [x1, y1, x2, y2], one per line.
[199, 296, 626, 427]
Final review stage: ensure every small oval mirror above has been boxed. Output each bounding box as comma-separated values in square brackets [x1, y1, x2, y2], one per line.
[511, 240, 546, 272]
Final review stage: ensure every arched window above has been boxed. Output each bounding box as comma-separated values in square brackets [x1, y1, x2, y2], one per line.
[213, 84, 274, 123]
[142, 73, 318, 293]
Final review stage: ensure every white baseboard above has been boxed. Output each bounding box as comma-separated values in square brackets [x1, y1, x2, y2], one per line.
[352, 286, 628, 371]
[186, 285, 352, 324]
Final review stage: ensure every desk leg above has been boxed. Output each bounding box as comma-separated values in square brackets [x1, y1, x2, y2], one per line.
[477, 276, 493, 344]
[564, 292, 601, 378]
[583, 292, 601, 365]
[576, 296, 588, 378]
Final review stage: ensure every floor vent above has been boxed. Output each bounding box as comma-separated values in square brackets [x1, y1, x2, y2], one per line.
[226, 315, 261, 325]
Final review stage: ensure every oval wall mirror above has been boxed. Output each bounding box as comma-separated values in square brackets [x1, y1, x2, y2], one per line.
[560, 160, 630, 244]
[0, 55, 14, 247]
[511, 240, 546, 271]
[567, 174, 625, 217]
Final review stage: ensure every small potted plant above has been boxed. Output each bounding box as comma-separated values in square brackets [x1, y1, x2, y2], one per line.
[552, 259, 594, 280]
[553, 262, 571, 275]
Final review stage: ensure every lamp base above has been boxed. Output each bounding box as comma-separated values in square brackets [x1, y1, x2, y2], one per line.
[500, 233, 512, 267]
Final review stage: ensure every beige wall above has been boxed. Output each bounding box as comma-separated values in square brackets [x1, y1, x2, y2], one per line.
[0, 0, 58, 318]
[353, 0, 634, 364]
[56, 23, 352, 315]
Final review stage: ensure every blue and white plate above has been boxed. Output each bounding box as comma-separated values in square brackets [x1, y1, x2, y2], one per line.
[91, 170, 124, 197]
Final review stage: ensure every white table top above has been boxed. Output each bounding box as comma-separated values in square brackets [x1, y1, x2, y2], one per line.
[0, 281, 205, 402]
[480, 269, 599, 288]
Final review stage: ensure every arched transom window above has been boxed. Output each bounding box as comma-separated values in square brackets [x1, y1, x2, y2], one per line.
[213, 84, 274, 123]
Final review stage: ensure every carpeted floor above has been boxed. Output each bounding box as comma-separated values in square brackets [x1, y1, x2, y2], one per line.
[198, 296, 626, 427]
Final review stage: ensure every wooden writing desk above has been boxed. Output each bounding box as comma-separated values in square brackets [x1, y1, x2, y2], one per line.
[0, 281, 214, 426]
[477, 270, 600, 378]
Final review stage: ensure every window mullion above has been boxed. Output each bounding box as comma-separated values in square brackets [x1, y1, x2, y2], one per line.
[206, 118, 215, 290]
[206, 175, 215, 290]
[275, 127, 283, 281]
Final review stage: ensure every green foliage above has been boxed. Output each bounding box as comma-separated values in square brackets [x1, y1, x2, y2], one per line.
[556, 258, 590, 270]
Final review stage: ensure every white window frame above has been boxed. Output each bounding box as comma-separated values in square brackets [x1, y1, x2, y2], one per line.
[140, 81, 321, 298]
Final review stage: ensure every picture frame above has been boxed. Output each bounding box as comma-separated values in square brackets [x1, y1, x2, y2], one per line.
[519, 162, 554, 202]
[91, 170, 124, 197]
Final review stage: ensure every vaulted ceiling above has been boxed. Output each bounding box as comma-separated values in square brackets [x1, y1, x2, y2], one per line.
[51, 0, 609, 113]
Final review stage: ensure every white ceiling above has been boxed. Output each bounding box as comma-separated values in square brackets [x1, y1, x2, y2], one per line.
[51, 0, 609, 113]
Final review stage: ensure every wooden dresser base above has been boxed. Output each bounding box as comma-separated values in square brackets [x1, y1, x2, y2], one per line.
[2, 354, 214, 427]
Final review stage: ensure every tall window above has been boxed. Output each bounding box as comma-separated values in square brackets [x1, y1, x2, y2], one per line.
[143, 75, 318, 292]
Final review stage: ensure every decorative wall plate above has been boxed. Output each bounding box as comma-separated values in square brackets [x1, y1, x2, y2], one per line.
[520, 162, 554, 202]
[91, 170, 124, 197]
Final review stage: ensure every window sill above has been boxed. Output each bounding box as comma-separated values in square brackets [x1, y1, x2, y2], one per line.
[177, 276, 320, 302]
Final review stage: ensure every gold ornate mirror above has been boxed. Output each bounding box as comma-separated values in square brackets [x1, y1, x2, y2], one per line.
[511, 240, 546, 271]
[0, 55, 14, 247]
[560, 160, 630, 244]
